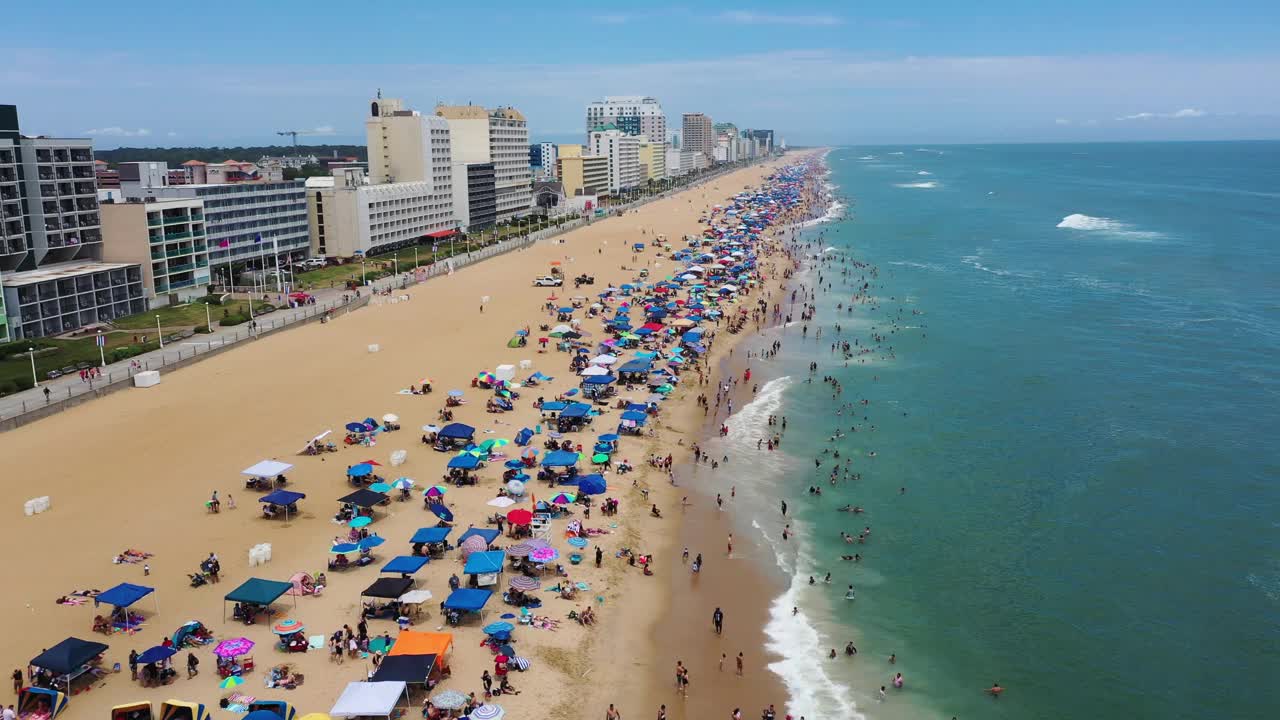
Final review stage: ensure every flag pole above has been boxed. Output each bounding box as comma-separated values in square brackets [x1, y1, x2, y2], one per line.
[272, 236, 283, 294]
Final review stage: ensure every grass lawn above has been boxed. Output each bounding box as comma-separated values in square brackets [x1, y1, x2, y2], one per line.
[111, 299, 266, 331]
[0, 331, 160, 395]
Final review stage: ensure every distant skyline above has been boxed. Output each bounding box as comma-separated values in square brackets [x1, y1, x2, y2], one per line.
[3, 1, 1278, 147]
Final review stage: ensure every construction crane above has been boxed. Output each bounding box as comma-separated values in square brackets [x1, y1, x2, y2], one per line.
[277, 130, 300, 147]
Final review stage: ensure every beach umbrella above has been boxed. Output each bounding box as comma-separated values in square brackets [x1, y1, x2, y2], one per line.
[369, 482, 392, 493]
[504, 459, 524, 469]
[431, 690, 469, 710]
[591, 453, 609, 464]
[520, 447, 538, 459]
[430, 503, 454, 522]
[392, 478, 415, 490]
[530, 546, 559, 563]
[508, 576, 540, 591]
[526, 538, 553, 550]
[344, 422, 367, 433]
[219, 675, 245, 689]
[360, 459, 384, 466]
[359, 535, 386, 550]
[597, 433, 619, 442]
[448, 390, 464, 398]
[483, 621, 515, 635]
[272, 619, 305, 635]
[214, 638, 255, 658]
[136, 646, 175, 664]
[382, 414, 399, 423]
[426, 485, 448, 497]
[506, 508, 533, 525]
[496, 644, 515, 657]
[567, 536, 588, 549]
[422, 424, 440, 434]
[506, 543, 533, 558]
[471, 702, 506, 720]
[578, 475, 607, 496]
[348, 464, 373, 478]
[330, 543, 360, 554]
[511, 657, 531, 671]
[505, 480, 525, 496]
[551, 493, 575, 504]
[459, 535, 487, 558]
[349, 516, 372, 528]
[487, 496, 516, 508]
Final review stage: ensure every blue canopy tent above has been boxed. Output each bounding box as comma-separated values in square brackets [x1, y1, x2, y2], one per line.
[578, 474, 608, 496]
[539, 400, 568, 417]
[580, 374, 617, 385]
[437, 423, 475, 439]
[463, 550, 507, 575]
[541, 450, 580, 468]
[381, 556, 430, 576]
[457, 527, 500, 548]
[18, 688, 67, 719]
[223, 578, 294, 621]
[95, 582, 157, 631]
[560, 402, 592, 418]
[620, 410, 648, 423]
[410, 527, 452, 545]
[447, 454, 481, 470]
[442, 588, 493, 621]
[258, 489, 306, 524]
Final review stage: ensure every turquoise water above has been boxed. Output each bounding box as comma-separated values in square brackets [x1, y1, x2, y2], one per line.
[751, 143, 1280, 719]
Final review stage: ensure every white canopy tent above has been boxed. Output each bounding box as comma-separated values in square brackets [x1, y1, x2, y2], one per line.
[579, 366, 610, 377]
[242, 460, 294, 477]
[330, 681, 409, 718]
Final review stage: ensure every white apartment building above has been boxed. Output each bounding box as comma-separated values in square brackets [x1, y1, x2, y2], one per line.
[588, 129, 642, 193]
[681, 113, 715, 162]
[435, 104, 532, 223]
[665, 149, 705, 177]
[101, 197, 212, 304]
[536, 143, 558, 179]
[307, 168, 456, 260]
[585, 96, 667, 146]
[364, 96, 455, 233]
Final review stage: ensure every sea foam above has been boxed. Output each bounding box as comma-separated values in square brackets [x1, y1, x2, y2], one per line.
[894, 181, 938, 189]
[917, 170, 932, 175]
[1056, 213, 1164, 241]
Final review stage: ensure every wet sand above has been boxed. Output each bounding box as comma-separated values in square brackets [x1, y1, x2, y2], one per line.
[0, 156, 808, 720]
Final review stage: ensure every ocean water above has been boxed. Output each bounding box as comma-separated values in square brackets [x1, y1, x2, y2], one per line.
[735, 143, 1280, 720]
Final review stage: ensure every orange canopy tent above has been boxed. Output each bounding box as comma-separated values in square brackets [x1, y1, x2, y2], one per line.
[386, 631, 453, 659]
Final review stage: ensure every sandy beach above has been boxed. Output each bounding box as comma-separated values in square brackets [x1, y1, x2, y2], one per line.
[0, 154, 827, 720]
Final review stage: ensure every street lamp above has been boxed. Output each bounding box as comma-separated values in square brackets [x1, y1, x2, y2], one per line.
[361, 260, 367, 285]
[96, 330, 106, 368]
[204, 303, 212, 333]
[155, 314, 164, 348]
[413, 245, 419, 269]
[28, 347, 38, 388]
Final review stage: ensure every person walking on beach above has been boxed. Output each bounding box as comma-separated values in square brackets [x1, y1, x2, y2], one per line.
[11, 670, 21, 696]
[736, 652, 744, 676]
[727, 533, 733, 555]
[606, 704, 621, 720]
[186, 651, 199, 678]
[657, 705, 667, 720]
[713, 607, 724, 635]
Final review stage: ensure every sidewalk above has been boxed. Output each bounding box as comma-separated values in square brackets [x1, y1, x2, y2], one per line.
[0, 158, 764, 429]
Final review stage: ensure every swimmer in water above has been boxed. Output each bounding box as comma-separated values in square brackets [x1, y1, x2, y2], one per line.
[845, 585, 856, 600]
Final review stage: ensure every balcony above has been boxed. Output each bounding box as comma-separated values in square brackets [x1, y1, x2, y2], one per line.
[193, 244, 208, 253]
[168, 262, 195, 273]
[71, 151, 92, 163]
[169, 278, 197, 289]
[162, 214, 191, 224]
[38, 170, 55, 181]
[165, 231, 192, 241]
[151, 250, 165, 260]
[147, 216, 163, 227]
[195, 258, 209, 267]
[165, 248, 189, 258]
[154, 280, 168, 292]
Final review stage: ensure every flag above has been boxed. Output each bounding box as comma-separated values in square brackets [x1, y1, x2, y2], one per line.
[218, 239, 230, 248]
[254, 233, 262, 244]
[95, 334, 105, 347]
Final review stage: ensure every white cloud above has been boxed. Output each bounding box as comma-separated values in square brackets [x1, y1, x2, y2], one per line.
[85, 127, 151, 137]
[591, 14, 630, 24]
[166, 131, 178, 137]
[1117, 107, 1207, 121]
[718, 11, 843, 26]
[310, 125, 336, 135]
[1054, 118, 1072, 125]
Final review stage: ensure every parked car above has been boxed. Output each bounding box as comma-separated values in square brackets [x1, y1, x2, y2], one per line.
[533, 275, 563, 287]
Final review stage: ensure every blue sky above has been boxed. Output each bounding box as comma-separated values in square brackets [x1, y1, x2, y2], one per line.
[3, 1, 1278, 147]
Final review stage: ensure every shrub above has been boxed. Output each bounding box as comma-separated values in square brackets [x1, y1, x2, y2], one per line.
[193, 325, 214, 334]
[13, 376, 34, 391]
[219, 313, 249, 327]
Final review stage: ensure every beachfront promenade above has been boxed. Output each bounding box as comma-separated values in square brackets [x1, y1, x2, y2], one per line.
[0, 160, 758, 430]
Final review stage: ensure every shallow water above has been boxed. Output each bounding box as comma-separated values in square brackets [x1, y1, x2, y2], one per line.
[739, 142, 1280, 720]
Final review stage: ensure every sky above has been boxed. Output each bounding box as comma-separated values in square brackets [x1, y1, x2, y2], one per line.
[2, 1, 1279, 147]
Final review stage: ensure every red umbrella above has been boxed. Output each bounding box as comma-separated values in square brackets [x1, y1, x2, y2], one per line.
[494, 654, 510, 664]
[362, 459, 383, 466]
[506, 508, 533, 525]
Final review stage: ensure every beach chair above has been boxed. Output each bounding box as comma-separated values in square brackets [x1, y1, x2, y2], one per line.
[240, 656, 255, 673]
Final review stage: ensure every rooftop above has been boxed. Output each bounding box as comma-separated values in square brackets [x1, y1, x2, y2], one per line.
[2, 261, 137, 287]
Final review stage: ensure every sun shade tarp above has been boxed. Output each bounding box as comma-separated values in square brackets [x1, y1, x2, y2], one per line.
[387, 631, 453, 657]
[259, 490, 306, 505]
[457, 528, 499, 546]
[224, 578, 293, 606]
[30, 637, 109, 675]
[463, 550, 506, 574]
[361, 577, 414, 599]
[410, 527, 452, 544]
[381, 556, 429, 575]
[447, 455, 480, 470]
[371, 654, 437, 684]
[541, 450, 580, 467]
[338, 489, 389, 507]
[96, 582, 154, 609]
[442, 588, 492, 612]
[560, 403, 592, 418]
[242, 460, 294, 477]
[437, 423, 475, 440]
[329, 681, 406, 718]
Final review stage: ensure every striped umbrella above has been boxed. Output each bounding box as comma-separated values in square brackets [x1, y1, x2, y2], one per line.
[529, 546, 559, 563]
[511, 657, 532, 670]
[508, 576, 540, 591]
[459, 535, 487, 558]
[471, 705, 505, 720]
[426, 485, 448, 497]
[526, 538, 553, 550]
[213, 637, 254, 658]
[219, 675, 245, 689]
[506, 543, 534, 558]
[392, 477, 415, 490]
[431, 690, 469, 710]
[550, 493, 575, 505]
[272, 619, 305, 635]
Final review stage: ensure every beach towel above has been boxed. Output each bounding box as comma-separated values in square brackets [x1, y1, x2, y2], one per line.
[308, 635, 326, 650]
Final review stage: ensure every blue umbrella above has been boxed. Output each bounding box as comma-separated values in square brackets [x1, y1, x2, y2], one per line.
[348, 464, 373, 477]
[331, 542, 360, 554]
[345, 422, 368, 432]
[359, 535, 386, 550]
[578, 475, 607, 496]
[565, 388, 579, 396]
[429, 504, 454, 522]
[483, 621, 515, 635]
[504, 460, 524, 469]
[369, 482, 392, 492]
[349, 516, 373, 528]
[136, 646, 176, 664]
[597, 433, 619, 442]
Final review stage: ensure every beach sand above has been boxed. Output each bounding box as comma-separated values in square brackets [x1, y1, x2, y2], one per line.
[0, 156, 816, 720]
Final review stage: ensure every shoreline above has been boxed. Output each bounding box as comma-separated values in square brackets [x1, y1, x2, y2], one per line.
[0, 156, 808, 720]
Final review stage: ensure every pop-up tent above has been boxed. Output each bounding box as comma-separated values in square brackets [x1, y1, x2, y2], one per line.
[437, 423, 475, 440]
[159, 699, 212, 720]
[338, 488, 389, 508]
[441, 588, 492, 621]
[386, 630, 453, 659]
[446, 454, 481, 470]
[381, 556, 429, 576]
[29, 637, 109, 692]
[463, 550, 506, 575]
[96, 582, 157, 631]
[410, 527, 451, 545]
[329, 681, 409, 718]
[223, 578, 294, 620]
[361, 577, 414, 601]
[541, 450, 580, 468]
[19, 687, 67, 719]
[456, 527, 499, 548]
[371, 653, 436, 685]
[247, 701, 296, 720]
[259, 489, 306, 524]
[242, 460, 294, 478]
